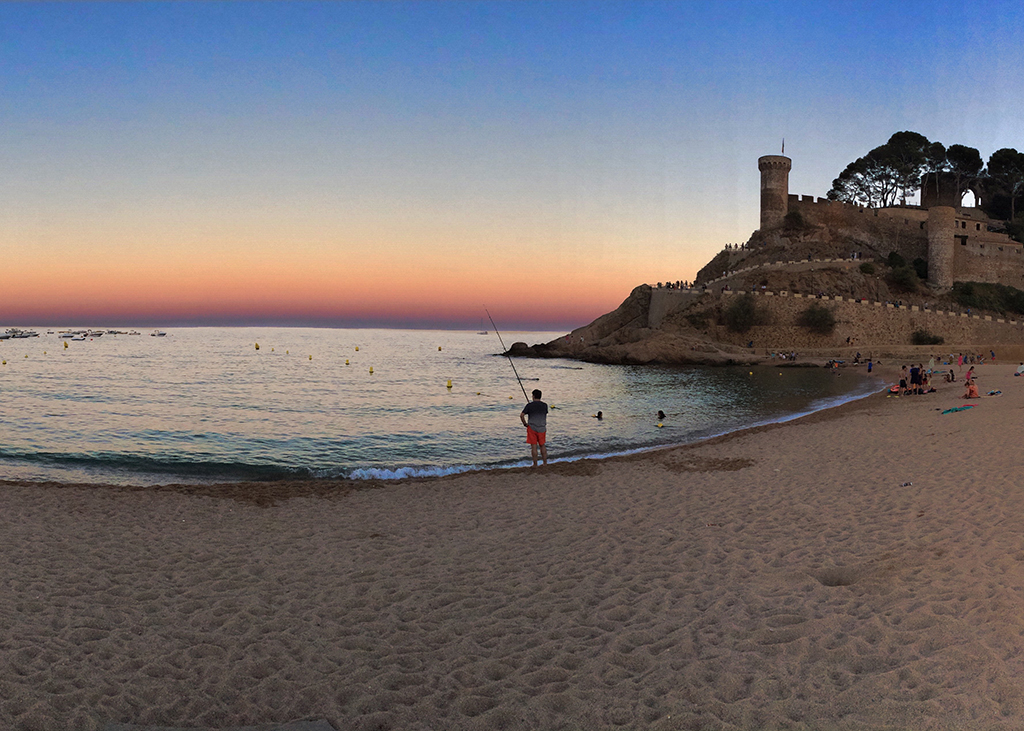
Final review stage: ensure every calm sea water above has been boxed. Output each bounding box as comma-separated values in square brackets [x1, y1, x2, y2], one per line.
[0, 327, 881, 486]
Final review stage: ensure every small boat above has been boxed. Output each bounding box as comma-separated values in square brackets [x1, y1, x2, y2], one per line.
[151, 330, 167, 337]
[477, 318, 488, 335]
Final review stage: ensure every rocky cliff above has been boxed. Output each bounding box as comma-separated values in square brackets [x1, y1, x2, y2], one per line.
[509, 226, 1024, 365]
[509, 285, 761, 366]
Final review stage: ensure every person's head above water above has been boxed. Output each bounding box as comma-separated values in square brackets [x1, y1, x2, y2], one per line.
[657, 410, 666, 420]
[532, 389, 542, 400]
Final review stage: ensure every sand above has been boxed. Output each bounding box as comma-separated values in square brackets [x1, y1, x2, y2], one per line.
[2, 362, 1023, 730]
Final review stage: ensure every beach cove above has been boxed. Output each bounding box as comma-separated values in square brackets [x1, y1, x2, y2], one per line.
[2, 363, 1024, 730]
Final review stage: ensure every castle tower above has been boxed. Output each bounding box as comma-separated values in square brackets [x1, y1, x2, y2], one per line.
[758, 155, 792, 230]
[927, 206, 956, 289]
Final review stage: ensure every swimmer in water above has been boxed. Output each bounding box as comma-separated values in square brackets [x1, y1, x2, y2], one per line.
[657, 410, 666, 420]
[593, 411, 603, 420]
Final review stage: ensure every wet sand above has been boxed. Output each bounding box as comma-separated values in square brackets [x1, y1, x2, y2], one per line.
[2, 362, 1022, 730]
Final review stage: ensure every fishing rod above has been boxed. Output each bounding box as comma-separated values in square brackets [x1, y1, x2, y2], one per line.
[485, 308, 531, 403]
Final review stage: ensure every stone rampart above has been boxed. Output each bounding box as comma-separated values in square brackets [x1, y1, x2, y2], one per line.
[715, 289, 1024, 349]
[787, 196, 929, 262]
[701, 255, 867, 288]
[955, 240, 1024, 287]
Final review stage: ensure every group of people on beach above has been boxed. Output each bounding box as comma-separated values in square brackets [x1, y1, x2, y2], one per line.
[892, 357, 989, 399]
[898, 364, 936, 396]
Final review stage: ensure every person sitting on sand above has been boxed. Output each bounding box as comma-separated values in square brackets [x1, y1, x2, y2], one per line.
[963, 379, 980, 399]
[1016, 363, 1024, 377]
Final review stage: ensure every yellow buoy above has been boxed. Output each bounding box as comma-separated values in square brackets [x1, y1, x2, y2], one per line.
[64, 342, 68, 349]
[509, 396, 513, 399]
[286, 350, 289, 354]
[271, 347, 274, 352]
[345, 359, 349, 365]
[657, 423, 664, 428]
[355, 346, 359, 351]
[476, 392, 481, 395]
[446, 379, 452, 389]
[309, 355, 312, 360]
[255, 343, 260, 350]
[44, 351, 47, 355]
[369, 366, 374, 374]
[438, 346, 442, 351]
[749, 371, 753, 375]
[1, 360, 5, 365]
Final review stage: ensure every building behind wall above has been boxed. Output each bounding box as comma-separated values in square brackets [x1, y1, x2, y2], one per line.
[757, 154, 1024, 290]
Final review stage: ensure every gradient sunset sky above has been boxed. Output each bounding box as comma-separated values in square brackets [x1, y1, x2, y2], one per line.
[3, 1, 1023, 330]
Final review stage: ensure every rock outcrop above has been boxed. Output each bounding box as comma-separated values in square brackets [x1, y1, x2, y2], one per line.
[508, 225, 1024, 366]
[509, 285, 760, 366]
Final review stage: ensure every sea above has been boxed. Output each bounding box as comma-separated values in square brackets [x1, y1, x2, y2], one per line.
[0, 327, 883, 486]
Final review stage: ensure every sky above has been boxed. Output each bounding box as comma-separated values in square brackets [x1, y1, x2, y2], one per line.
[3, 1, 1024, 330]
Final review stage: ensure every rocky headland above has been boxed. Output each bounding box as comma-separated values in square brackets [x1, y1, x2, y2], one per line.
[510, 224, 1024, 366]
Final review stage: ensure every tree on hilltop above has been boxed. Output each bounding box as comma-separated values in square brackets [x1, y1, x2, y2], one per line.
[827, 131, 941, 208]
[987, 148, 1024, 223]
[946, 144, 985, 201]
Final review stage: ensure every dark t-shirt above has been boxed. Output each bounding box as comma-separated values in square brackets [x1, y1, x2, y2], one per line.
[522, 400, 548, 432]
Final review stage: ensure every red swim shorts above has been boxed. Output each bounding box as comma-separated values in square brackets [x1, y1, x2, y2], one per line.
[526, 426, 546, 446]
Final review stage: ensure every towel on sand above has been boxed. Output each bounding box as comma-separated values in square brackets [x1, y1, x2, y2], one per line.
[942, 405, 976, 414]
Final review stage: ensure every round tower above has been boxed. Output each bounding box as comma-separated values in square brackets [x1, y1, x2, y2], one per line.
[927, 206, 956, 289]
[758, 155, 792, 230]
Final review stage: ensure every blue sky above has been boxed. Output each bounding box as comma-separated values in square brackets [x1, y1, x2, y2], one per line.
[2, 1, 1023, 328]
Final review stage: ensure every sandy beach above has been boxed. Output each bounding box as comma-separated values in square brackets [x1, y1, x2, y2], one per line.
[2, 361, 1023, 730]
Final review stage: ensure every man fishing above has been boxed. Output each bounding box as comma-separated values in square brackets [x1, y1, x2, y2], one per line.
[520, 389, 549, 467]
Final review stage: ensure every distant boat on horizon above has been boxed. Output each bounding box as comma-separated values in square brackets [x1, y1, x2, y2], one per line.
[477, 318, 488, 335]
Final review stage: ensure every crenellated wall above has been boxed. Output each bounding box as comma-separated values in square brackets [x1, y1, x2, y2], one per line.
[711, 290, 1024, 349]
[781, 192, 1024, 288]
[758, 153, 1024, 289]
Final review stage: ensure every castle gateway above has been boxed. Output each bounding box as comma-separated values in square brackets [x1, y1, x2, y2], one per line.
[757, 154, 1023, 290]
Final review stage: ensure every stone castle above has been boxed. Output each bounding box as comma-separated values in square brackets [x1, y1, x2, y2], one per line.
[758, 155, 1023, 290]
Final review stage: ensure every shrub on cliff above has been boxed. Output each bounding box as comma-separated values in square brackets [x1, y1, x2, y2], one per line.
[796, 303, 836, 335]
[859, 262, 876, 275]
[889, 265, 920, 292]
[912, 257, 928, 280]
[722, 294, 769, 333]
[911, 329, 944, 345]
[887, 251, 907, 269]
[783, 210, 806, 230]
[952, 281, 1024, 316]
